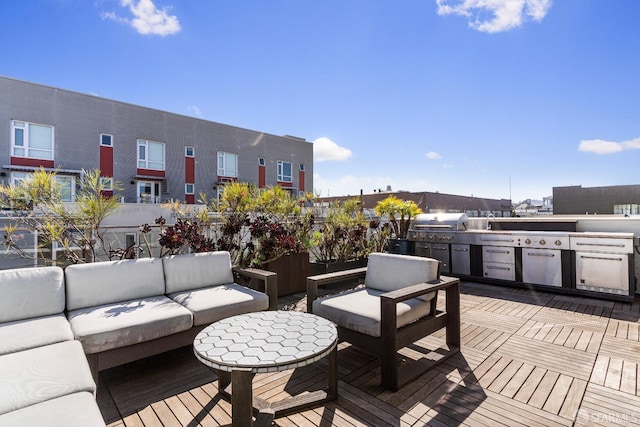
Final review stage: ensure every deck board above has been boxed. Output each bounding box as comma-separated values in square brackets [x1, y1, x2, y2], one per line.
[99, 280, 640, 426]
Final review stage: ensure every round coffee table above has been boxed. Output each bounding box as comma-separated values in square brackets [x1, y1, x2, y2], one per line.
[194, 311, 338, 426]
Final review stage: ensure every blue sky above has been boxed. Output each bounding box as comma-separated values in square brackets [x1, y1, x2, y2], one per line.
[2, 0, 639, 203]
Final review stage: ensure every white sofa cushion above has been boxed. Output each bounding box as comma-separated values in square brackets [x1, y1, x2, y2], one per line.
[0, 392, 105, 427]
[0, 266, 65, 323]
[312, 287, 434, 337]
[169, 283, 269, 326]
[65, 258, 165, 311]
[163, 251, 235, 294]
[0, 314, 73, 356]
[0, 340, 96, 416]
[67, 295, 193, 354]
[365, 253, 439, 295]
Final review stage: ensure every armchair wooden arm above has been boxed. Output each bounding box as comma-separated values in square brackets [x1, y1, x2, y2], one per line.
[306, 267, 368, 313]
[233, 266, 278, 311]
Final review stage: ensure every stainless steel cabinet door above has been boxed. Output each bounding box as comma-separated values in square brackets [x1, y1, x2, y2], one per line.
[522, 248, 562, 287]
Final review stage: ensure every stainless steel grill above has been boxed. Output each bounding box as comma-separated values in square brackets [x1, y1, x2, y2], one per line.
[410, 213, 469, 232]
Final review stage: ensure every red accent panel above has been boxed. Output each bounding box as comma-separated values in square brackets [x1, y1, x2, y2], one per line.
[278, 181, 293, 188]
[299, 170, 305, 192]
[136, 168, 165, 177]
[100, 190, 114, 199]
[258, 166, 266, 188]
[185, 157, 195, 183]
[10, 157, 55, 169]
[99, 146, 113, 177]
[218, 176, 238, 183]
[185, 194, 195, 204]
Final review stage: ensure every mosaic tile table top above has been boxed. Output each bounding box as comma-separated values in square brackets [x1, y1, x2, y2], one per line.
[194, 311, 337, 373]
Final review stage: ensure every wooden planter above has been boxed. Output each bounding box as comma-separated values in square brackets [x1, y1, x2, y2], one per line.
[309, 258, 368, 276]
[266, 252, 310, 297]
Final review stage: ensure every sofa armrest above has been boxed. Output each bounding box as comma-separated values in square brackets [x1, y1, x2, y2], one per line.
[232, 267, 278, 311]
[306, 267, 368, 313]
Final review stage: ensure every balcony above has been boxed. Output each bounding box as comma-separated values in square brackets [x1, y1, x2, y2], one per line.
[96, 280, 640, 426]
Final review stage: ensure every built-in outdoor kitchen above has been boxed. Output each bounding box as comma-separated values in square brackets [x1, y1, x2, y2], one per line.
[407, 213, 639, 301]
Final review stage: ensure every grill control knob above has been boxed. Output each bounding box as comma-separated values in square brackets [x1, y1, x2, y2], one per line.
[539, 239, 546, 245]
[555, 240, 562, 246]
[525, 239, 531, 244]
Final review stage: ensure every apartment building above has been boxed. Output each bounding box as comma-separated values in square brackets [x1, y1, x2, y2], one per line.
[0, 76, 313, 204]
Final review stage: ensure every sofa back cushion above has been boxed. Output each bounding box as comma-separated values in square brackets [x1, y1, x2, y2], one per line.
[65, 258, 165, 311]
[0, 266, 65, 323]
[163, 251, 234, 294]
[364, 252, 440, 293]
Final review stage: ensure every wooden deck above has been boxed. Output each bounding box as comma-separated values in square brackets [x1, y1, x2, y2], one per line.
[97, 281, 640, 426]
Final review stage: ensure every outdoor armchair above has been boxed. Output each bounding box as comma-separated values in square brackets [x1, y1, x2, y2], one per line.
[307, 252, 460, 391]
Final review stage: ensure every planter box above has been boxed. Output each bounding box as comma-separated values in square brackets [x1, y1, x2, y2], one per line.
[309, 258, 368, 276]
[266, 252, 310, 297]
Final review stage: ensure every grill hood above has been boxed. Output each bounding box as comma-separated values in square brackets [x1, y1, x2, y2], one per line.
[410, 213, 469, 231]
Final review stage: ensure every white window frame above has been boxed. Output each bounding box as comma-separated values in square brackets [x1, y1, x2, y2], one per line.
[100, 134, 113, 147]
[137, 180, 161, 204]
[217, 151, 238, 177]
[185, 146, 194, 157]
[185, 183, 195, 195]
[11, 120, 55, 160]
[277, 160, 293, 183]
[258, 157, 265, 166]
[11, 172, 76, 202]
[137, 139, 165, 170]
[100, 177, 113, 191]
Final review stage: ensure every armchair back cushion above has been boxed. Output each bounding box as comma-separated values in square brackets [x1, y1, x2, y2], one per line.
[364, 253, 440, 293]
[0, 266, 65, 323]
[65, 258, 165, 311]
[163, 251, 234, 294]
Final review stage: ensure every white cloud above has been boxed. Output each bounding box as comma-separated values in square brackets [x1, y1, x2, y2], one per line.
[436, 0, 552, 33]
[313, 137, 353, 162]
[578, 137, 640, 155]
[426, 151, 442, 160]
[102, 0, 181, 36]
[187, 105, 202, 117]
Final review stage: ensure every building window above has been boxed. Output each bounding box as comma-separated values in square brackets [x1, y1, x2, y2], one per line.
[277, 161, 292, 182]
[137, 139, 165, 170]
[12, 120, 54, 160]
[10, 172, 76, 202]
[100, 177, 113, 191]
[137, 181, 161, 204]
[299, 164, 305, 171]
[258, 157, 265, 166]
[185, 183, 194, 195]
[217, 152, 238, 177]
[185, 146, 194, 157]
[100, 134, 113, 147]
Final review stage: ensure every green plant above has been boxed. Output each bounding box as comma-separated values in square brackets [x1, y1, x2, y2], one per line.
[311, 198, 387, 263]
[0, 168, 120, 264]
[374, 195, 422, 239]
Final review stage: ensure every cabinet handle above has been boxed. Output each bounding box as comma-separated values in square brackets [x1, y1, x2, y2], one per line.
[481, 238, 514, 243]
[527, 252, 555, 257]
[580, 255, 623, 262]
[487, 249, 510, 254]
[453, 248, 469, 252]
[487, 265, 511, 271]
[576, 242, 626, 248]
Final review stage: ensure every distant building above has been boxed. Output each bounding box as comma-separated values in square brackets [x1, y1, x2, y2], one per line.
[0, 76, 313, 204]
[553, 185, 640, 215]
[318, 190, 512, 217]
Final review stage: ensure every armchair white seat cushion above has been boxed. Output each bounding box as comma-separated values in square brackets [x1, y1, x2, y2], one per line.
[0, 392, 105, 427]
[0, 315, 73, 356]
[0, 340, 95, 416]
[169, 284, 269, 326]
[312, 287, 434, 337]
[67, 295, 193, 354]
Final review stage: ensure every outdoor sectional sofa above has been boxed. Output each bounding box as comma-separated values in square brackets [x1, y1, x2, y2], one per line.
[0, 251, 277, 426]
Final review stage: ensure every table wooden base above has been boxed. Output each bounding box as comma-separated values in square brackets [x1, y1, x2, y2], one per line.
[216, 346, 338, 427]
